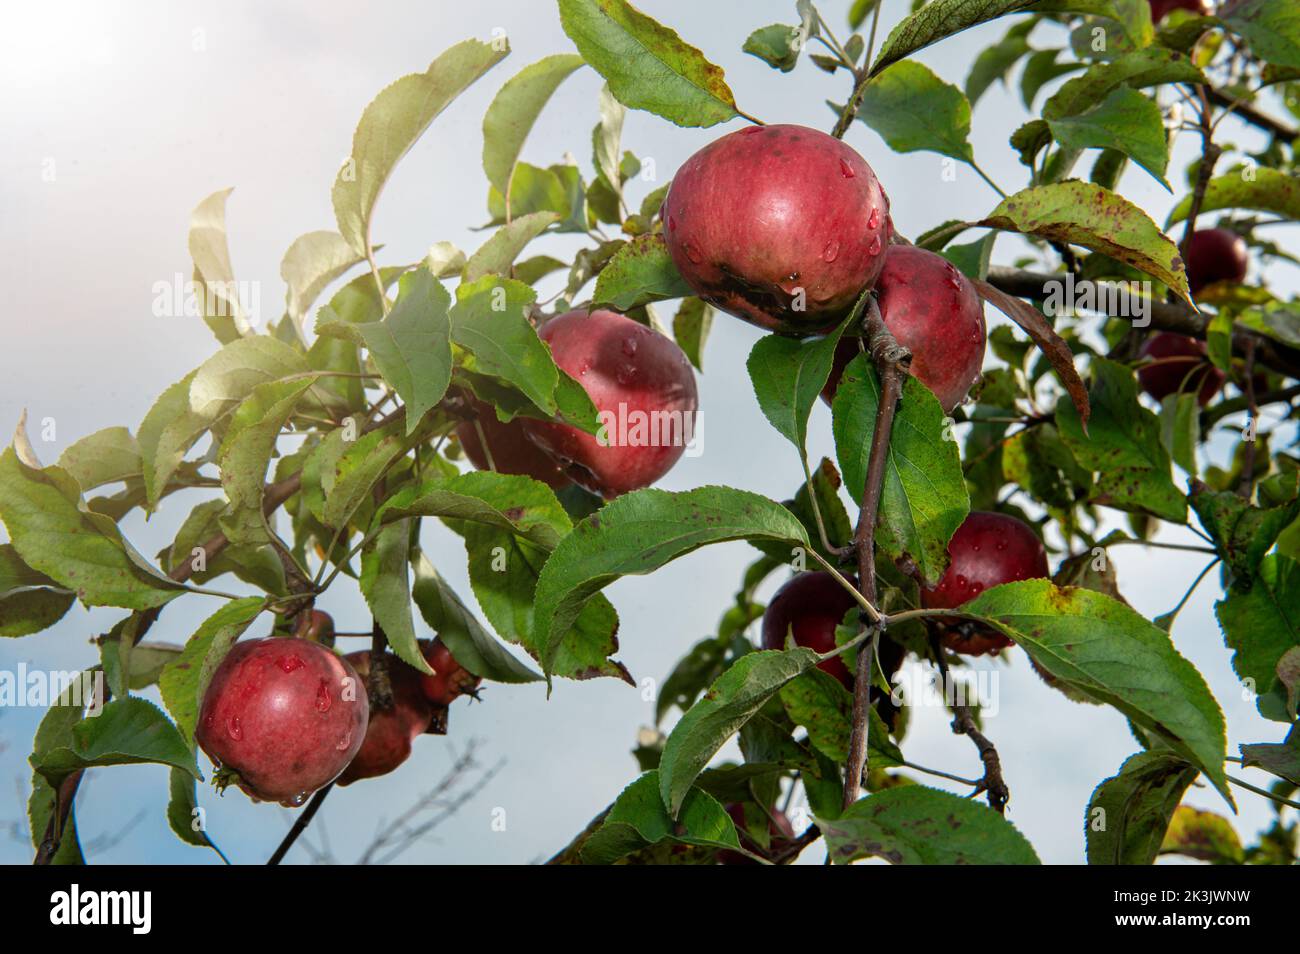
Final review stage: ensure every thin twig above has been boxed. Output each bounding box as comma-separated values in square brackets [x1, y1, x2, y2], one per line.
[267, 783, 334, 865]
[929, 635, 1009, 813]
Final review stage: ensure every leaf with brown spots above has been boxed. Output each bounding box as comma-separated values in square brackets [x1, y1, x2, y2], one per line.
[1086, 750, 1198, 865]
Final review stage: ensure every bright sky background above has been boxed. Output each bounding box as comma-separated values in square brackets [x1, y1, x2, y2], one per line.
[1, 0, 1296, 865]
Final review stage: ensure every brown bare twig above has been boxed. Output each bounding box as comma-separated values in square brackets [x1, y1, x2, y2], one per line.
[929, 634, 1009, 813]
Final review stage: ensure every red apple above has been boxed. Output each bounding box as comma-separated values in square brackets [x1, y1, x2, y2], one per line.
[297, 609, 334, 644]
[520, 309, 699, 498]
[821, 246, 986, 413]
[1137, 331, 1225, 406]
[336, 650, 434, 786]
[419, 638, 482, 707]
[1149, 0, 1211, 22]
[719, 803, 797, 865]
[761, 571, 859, 687]
[922, 511, 1049, 656]
[196, 637, 368, 805]
[662, 124, 892, 334]
[1185, 227, 1248, 294]
[456, 399, 571, 489]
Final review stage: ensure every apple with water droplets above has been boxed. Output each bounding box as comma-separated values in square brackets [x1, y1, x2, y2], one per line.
[822, 246, 986, 414]
[922, 511, 1049, 656]
[663, 124, 892, 334]
[336, 649, 434, 785]
[195, 637, 368, 806]
[1137, 331, 1225, 406]
[761, 571, 859, 687]
[456, 398, 571, 489]
[1185, 227, 1248, 294]
[520, 308, 699, 498]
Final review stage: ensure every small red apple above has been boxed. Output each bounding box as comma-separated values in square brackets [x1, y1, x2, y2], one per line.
[1185, 227, 1247, 294]
[297, 609, 335, 644]
[336, 650, 434, 786]
[822, 246, 986, 413]
[922, 511, 1049, 656]
[418, 638, 481, 707]
[1137, 331, 1225, 406]
[1149, 0, 1211, 22]
[520, 309, 699, 498]
[663, 124, 892, 334]
[761, 571, 859, 687]
[196, 637, 368, 805]
[455, 398, 571, 489]
[719, 803, 797, 865]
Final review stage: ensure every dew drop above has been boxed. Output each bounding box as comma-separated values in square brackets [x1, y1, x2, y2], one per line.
[683, 241, 702, 264]
[277, 655, 304, 674]
[839, 158, 855, 178]
[621, 336, 639, 357]
[821, 240, 840, 263]
[868, 236, 883, 255]
[996, 541, 1008, 551]
[668, 215, 677, 232]
[615, 364, 637, 386]
[282, 792, 309, 808]
[867, 208, 881, 229]
[315, 679, 332, 713]
[742, 125, 762, 136]
[226, 715, 243, 741]
[336, 729, 354, 751]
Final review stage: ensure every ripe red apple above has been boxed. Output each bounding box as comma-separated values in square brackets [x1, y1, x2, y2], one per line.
[1185, 227, 1248, 294]
[1137, 332, 1225, 406]
[1149, 0, 1211, 22]
[520, 309, 699, 498]
[419, 638, 482, 707]
[761, 571, 859, 687]
[922, 511, 1049, 656]
[196, 637, 368, 805]
[336, 650, 434, 786]
[662, 124, 892, 334]
[297, 609, 335, 644]
[456, 398, 571, 489]
[719, 803, 797, 865]
[821, 246, 986, 413]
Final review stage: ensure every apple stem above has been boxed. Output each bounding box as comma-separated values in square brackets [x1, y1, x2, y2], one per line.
[841, 296, 910, 811]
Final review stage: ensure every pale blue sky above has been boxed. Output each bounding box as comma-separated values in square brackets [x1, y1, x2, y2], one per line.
[1, 0, 1295, 864]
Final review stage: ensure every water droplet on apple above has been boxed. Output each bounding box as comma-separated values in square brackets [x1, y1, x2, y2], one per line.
[615, 364, 637, 385]
[226, 715, 243, 741]
[683, 241, 702, 264]
[282, 792, 308, 808]
[277, 655, 304, 673]
[621, 336, 639, 357]
[821, 240, 840, 263]
[867, 208, 880, 229]
[996, 541, 1007, 551]
[742, 125, 762, 136]
[315, 680, 332, 713]
[868, 236, 882, 255]
[336, 730, 353, 751]
[839, 158, 855, 178]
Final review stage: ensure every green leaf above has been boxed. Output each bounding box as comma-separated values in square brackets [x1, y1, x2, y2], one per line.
[1167, 168, 1300, 227]
[1237, 303, 1300, 349]
[659, 649, 819, 816]
[483, 54, 585, 202]
[1042, 46, 1204, 120]
[360, 519, 431, 674]
[850, 61, 974, 161]
[32, 697, 199, 785]
[591, 233, 692, 310]
[831, 356, 970, 586]
[1214, 554, 1300, 716]
[581, 771, 742, 864]
[450, 275, 558, 414]
[321, 419, 415, 531]
[137, 372, 203, 508]
[0, 447, 181, 610]
[1160, 805, 1244, 864]
[0, 544, 75, 638]
[747, 314, 851, 456]
[1159, 392, 1199, 476]
[28, 683, 91, 865]
[981, 182, 1192, 303]
[558, 0, 741, 128]
[379, 473, 569, 548]
[966, 21, 1033, 106]
[189, 336, 313, 421]
[217, 377, 318, 547]
[167, 767, 211, 848]
[672, 297, 712, 371]
[871, 0, 1041, 76]
[1191, 485, 1300, 585]
[1033, 0, 1155, 46]
[1240, 724, 1300, 785]
[779, 667, 903, 765]
[463, 210, 561, 283]
[188, 188, 251, 343]
[411, 552, 542, 683]
[1056, 357, 1185, 522]
[1220, 0, 1300, 69]
[158, 597, 266, 743]
[743, 24, 804, 72]
[1020, 49, 1085, 108]
[1085, 750, 1198, 865]
[964, 580, 1231, 803]
[56, 427, 141, 492]
[1047, 87, 1170, 190]
[280, 230, 367, 331]
[819, 785, 1041, 864]
[358, 265, 453, 434]
[532, 487, 810, 677]
[656, 637, 729, 725]
[332, 38, 509, 256]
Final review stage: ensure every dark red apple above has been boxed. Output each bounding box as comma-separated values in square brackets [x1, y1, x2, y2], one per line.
[520, 309, 699, 498]
[456, 399, 571, 489]
[760, 571, 859, 687]
[336, 650, 434, 786]
[297, 609, 335, 644]
[922, 511, 1049, 656]
[1185, 227, 1247, 294]
[196, 637, 368, 805]
[1137, 332, 1225, 406]
[821, 246, 986, 413]
[662, 124, 892, 334]
[1149, 0, 1211, 22]
[418, 638, 481, 707]
[719, 803, 797, 865]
